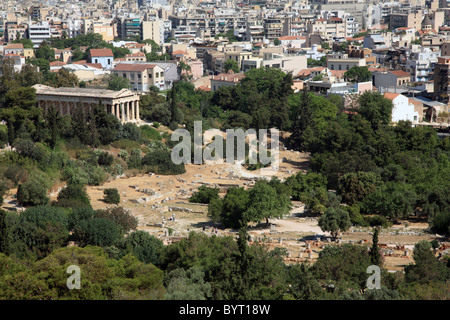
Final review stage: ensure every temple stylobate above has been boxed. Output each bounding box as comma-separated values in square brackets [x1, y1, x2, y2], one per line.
[32, 84, 140, 123]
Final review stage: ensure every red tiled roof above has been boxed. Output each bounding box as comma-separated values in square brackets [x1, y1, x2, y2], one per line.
[73, 60, 87, 64]
[368, 67, 388, 72]
[5, 43, 24, 49]
[126, 43, 146, 49]
[347, 36, 365, 41]
[278, 36, 306, 40]
[383, 93, 401, 100]
[198, 86, 211, 92]
[211, 70, 245, 82]
[85, 63, 103, 69]
[172, 50, 188, 55]
[297, 69, 311, 76]
[330, 70, 346, 77]
[125, 52, 146, 57]
[3, 53, 22, 58]
[309, 67, 326, 72]
[50, 61, 66, 66]
[89, 48, 113, 57]
[113, 63, 156, 72]
[409, 98, 423, 107]
[418, 29, 437, 35]
[390, 70, 410, 77]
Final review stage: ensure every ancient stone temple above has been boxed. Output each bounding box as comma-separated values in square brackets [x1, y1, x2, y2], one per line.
[32, 84, 140, 123]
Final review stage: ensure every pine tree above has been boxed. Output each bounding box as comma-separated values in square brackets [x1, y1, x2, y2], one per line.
[168, 81, 183, 130]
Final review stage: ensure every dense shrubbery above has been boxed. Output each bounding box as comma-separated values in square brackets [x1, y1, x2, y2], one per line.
[0, 62, 448, 300]
[142, 149, 186, 175]
[287, 89, 450, 233]
[189, 186, 219, 204]
[208, 180, 291, 229]
[103, 188, 120, 204]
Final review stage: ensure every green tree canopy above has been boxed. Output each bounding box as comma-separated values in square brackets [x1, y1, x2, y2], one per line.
[318, 207, 351, 240]
[358, 91, 393, 128]
[107, 74, 131, 91]
[344, 66, 372, 83]
[224, 59, 240, 73]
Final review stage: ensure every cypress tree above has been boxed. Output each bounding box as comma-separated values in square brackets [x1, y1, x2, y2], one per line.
[370, 227, 382, 266]
[0, 210, 10, 255]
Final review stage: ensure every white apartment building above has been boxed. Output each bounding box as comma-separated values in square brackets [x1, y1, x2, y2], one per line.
[406, 49, 440, 82]
[27, 21, 52, 48]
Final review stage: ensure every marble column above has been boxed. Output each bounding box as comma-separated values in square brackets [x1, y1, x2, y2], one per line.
[121, 103, 125, 123]
[135, 99, 140, 121]
[115, 104, 119, 121]
[131, 100, 135, 121]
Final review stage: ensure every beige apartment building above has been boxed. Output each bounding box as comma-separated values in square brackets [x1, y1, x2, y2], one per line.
[5, 25, 27, 42]
[224, 51, 252, 70]
[326, 53, 366, 71]
[112, 63, 166, 91]
[125, 52, 146, 62]
[141, 20, 162, 46]
[390, 11, 424, 31]
[264, 18, 286, 40]
[307, 18, 346, 40]
[83, 19, 115, 41]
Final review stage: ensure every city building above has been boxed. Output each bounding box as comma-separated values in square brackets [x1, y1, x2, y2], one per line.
[88, 48, 114, 70]
[210, 70, 245, 91]
[406, 49, 440, 82]
[327, 53, 366, 71]
[372, 70, 412, 90]
[112, 63, 166, 91]
[27, 21, 52, 48]
[383, 92, 420, 122]
[434, 56, 450, 102]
